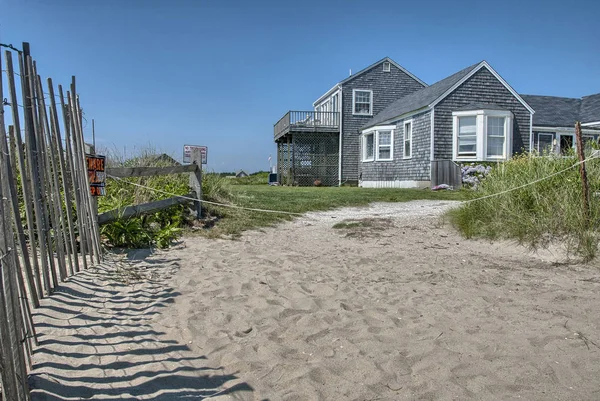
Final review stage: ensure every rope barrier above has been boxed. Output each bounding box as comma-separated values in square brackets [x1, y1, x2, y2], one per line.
[106, 154, 598, 217]
[106, 174, 306, 216]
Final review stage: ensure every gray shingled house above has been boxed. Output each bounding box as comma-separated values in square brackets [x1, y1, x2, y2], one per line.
[274, 57, 426, 186]
[274, 58, 599, 187]
[521, 94, 600, 155]
[359, 61, 600, 188]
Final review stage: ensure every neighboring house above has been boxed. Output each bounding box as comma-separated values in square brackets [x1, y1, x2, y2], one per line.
[359, 61, 534, 188]
[236, 170, 249, 178]
[274, 57, 426, 186]
[274, 57, 599, 187]
[520, 94, 600, 155]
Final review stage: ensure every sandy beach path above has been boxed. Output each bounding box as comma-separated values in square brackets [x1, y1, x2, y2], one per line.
[29, 200, 600, 400]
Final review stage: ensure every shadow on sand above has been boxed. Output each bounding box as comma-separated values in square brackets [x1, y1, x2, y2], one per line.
[28, 251, 253, 400]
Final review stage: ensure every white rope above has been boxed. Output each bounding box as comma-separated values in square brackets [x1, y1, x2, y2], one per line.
[463, 154, 599, 204]
[106, 174, 305, 216]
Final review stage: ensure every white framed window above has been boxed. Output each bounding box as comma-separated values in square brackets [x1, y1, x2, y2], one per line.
[537, 132, 554, 154]
[378, 130, 393, 160]
[452, 110, 513, 161]
[403, 120, 413, 159]
[383, 61, 391, 72]
[353, 89, 373, 116]
[362, 126, 395, 162]
[363, 132, 375, 161]
[486, 116, 506, 158]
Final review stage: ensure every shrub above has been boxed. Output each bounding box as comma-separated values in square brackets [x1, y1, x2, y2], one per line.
[99, 148, 189, 249]
[449, 153, 600, 261]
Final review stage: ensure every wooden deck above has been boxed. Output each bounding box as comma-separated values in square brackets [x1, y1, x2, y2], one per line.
[274, 111, 340, 141]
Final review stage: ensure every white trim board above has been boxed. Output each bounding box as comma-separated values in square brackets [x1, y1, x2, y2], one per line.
[533, 126, 600, 135]
[429, 61, 535, 115]
[359, 180, 431, 189]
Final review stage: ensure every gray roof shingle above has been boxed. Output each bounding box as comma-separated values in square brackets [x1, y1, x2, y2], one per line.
[581, 94, 600, 123]
[520, 95, 581, 127]
[363, 62, 481, 129]
[520, 94, 600, 127]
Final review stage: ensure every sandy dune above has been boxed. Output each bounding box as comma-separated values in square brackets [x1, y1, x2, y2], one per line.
[30, 201, 600, 400]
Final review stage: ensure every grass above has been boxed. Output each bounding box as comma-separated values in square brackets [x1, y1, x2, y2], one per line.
[448, 152, 600, 261]
[198, 185, 466, 238]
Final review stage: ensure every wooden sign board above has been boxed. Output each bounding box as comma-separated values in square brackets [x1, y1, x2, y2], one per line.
[86, 154, 106, 196]
[183, 145, 207, 164]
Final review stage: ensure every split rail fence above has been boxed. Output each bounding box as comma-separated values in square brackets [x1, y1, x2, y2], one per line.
[0, 43, 102, 400]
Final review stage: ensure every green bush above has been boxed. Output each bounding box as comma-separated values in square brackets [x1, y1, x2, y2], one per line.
[448, 152, 600, 261]
[99, 148, 189, 249]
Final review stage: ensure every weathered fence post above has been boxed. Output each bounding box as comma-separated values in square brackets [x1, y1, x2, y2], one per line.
[189, 148, 203, 219]
[575, 121, 590, 225]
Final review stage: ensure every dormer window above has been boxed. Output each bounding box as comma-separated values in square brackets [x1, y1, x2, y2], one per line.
[383, 61, 391, 72]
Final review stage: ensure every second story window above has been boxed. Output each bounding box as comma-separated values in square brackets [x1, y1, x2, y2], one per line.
[353, 89, 373, 116]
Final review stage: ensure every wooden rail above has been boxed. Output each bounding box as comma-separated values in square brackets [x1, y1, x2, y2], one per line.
[106, 164, 199, 178]
[274, 111, 340, 140]
[98, 194, 194, 225]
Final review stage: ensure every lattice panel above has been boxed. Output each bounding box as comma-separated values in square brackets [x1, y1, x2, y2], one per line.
[277, 133, 339, 186]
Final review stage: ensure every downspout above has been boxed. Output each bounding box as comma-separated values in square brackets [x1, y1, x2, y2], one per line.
[338, 87, 343, 186]
[429, 108, 435, 185]
[429, 108, 435, 162]
[529, 113, 533, 154]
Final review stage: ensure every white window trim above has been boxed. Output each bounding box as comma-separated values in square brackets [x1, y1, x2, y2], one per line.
[403, 119, 413, 159]
[537, 132, 555, 153]
[362, 125, 395, 162]
[383, 62, 391, 72]
[452, 109, 513, 162]
[362, 132, 375, 162]
[352, 89, 373, 116]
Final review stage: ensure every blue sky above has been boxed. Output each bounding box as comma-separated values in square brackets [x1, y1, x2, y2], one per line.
[2, 0, 598, 172]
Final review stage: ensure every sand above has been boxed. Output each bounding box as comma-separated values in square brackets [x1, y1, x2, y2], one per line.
[29, 200, 600, 400]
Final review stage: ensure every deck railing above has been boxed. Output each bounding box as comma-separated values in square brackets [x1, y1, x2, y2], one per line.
[274, 111, 340, 139]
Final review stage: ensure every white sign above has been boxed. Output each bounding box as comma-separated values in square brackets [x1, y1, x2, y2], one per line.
[183, 145, 207, 164]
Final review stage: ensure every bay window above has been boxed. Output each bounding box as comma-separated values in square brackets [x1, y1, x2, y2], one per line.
[362, 126, 395, 162]
[452, 110, 513, 161]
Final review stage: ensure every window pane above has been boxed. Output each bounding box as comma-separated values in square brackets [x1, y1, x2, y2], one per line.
[354, 91, 371, 114]
[378, 131, 391, 145]
[459, 137, 477, 154]
[487, 117, 505, 137]
[379, 147, 391, 159]
[487, 137, 505, 157]
[365, 134, 374, 158]
[459, 116, 477, 135]
[404, 140, 410, 157]
[405, 122, 412, 139]
[538, 134, 553, 154]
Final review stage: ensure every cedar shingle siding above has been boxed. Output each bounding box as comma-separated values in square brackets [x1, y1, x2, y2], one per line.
[360, 111, 431, 182]
[341, 63, 425, 183]
[433, 67, 531, 159]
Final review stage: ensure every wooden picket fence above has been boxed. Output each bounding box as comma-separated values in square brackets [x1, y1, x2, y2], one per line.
[0, 43, 102, 400]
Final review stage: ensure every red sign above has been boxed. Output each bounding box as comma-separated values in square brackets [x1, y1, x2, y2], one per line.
[86, 154, 106, 196]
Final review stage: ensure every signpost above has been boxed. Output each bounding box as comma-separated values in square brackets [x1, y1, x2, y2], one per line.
[86, 154, 106, 196]
[183, 145, 208, 165]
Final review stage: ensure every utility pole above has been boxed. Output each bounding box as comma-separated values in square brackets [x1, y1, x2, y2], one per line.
[92, 119, 95, 149]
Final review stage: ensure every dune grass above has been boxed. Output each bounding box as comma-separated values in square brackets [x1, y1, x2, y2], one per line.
[448, 153, 600, 261]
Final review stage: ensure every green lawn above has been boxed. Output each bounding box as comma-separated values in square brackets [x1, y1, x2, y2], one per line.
[199, 185, 466, 238]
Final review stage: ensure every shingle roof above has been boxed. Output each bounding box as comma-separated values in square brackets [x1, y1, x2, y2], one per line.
[363, 62, 481, 129]
[520, 94, 600, 127]
[520, 95, 581, 127]
[581, 94, 600, 123]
